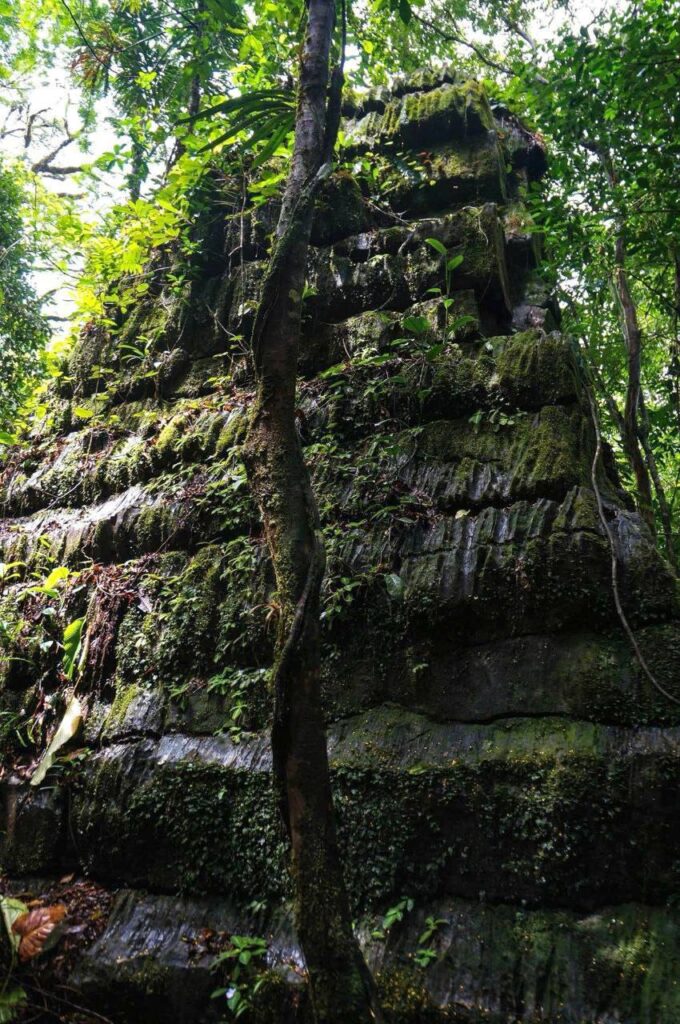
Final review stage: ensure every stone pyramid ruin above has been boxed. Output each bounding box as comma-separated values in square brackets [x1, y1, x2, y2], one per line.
[2, 69, 680, 1022]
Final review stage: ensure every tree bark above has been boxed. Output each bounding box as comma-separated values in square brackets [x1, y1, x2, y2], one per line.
[242, 1, 381, 1020]
[586, 143, 656, 531]
[672, 252, 680, 434]
[127, 132, 146, 201]
[637, 390, 677, 570]
[610, 232, 656, 531]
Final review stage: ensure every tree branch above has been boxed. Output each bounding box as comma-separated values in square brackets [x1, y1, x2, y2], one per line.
[31, 127, 84, 176]
[58, 0, 109, 69]
[503, 16, 539, 50]
[412, 11, 515, 78]
[24, 109, 49, 148]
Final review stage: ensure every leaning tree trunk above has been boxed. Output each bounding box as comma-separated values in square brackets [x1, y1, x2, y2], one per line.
[590, 144, 656, 531]
[612, 236, 655, 531]
[242, 1, 381, 1021]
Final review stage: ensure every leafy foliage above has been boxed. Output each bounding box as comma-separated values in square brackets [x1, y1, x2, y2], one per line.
[0, 161, 49, 431]
[508, 0, 680, 559]
[211, 934, 269, 1018]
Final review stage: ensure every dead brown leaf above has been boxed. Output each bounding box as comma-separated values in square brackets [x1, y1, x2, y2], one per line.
[12, 904, 67, 961]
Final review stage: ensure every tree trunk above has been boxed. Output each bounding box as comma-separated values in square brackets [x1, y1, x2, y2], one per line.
[610, 233, 655, 531]
[590, 144, 656, 531]
[672, 252, 680, 434]
[638, 391, 677, 570]
[242, 1, 381, 1020]
[127, 131, 146, 201]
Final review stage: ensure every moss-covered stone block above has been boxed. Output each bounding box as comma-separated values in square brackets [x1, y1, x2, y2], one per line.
[70, 739, 287, 899]
[492, 329, 579, 406]
[383, 490, 674, 639]
[311, 406, 592, 537]
[378, 138, 507, 217]
[308, 251, 412, 323]
[345, 81, 495, 153]
[405, 404, 590, 506]
[114, 542, 271, 695]
[311, 171, 370, 246]
[0, 780, 65, 873]
[101, 680, 166, 740]
[304, 205, 511, 326]
[68, 887, 680, 1024]
[62, 711, 680, 913]
[69, 324, 116, 398]
[305, 328, 578, 444]
[404, 204, 512, 312]
[374, 899, 680, 1023]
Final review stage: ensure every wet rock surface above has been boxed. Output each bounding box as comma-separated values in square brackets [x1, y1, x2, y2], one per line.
[2, 69, 680, 1022]
[69, 890, 680, 1023]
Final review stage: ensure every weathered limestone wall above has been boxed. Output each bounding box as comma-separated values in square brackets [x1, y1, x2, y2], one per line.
[2, 69, 680, 1022]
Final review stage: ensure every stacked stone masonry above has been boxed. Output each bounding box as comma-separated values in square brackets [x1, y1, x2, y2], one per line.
[1, 69, 680, 1022]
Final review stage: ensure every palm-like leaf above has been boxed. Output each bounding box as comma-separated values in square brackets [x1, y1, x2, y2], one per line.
[183, 88, 293, 123]
[182, 88, 295, 160]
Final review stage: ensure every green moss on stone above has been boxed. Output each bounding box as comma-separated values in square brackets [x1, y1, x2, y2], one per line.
[312, 171, 368, 246]
[114, 541, 269, 693]
[378, 969, 463, 1022]
[134, 502, 177, 552]
[104, 681, 141, 733]
[388, 139, 507, 215]
[493, 329, 579, 407]
[215, 409, 247, 456]
[73, 755, 287, 899]
[408, 405, 589, 504]
[385, 82, 494, 148]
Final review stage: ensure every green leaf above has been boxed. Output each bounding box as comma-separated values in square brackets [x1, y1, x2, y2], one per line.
[398, 0, 412, 24]
[402, 314, 430, 335]
[425, 237, 447, 256]
[136, 70, 157, 89]
[184, 88, 293, 124]
[384, 573, 405, 600]
[252, 118, 293, 167]
[446, 254, 464, 271]
[0, 986, 27, 1023]
[41, 566, 70, 591]
[449, 314, 476, 331]
[1, 896, 28, 953]
[319, 362, 346, 379]
[62, 618, 84, 680]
